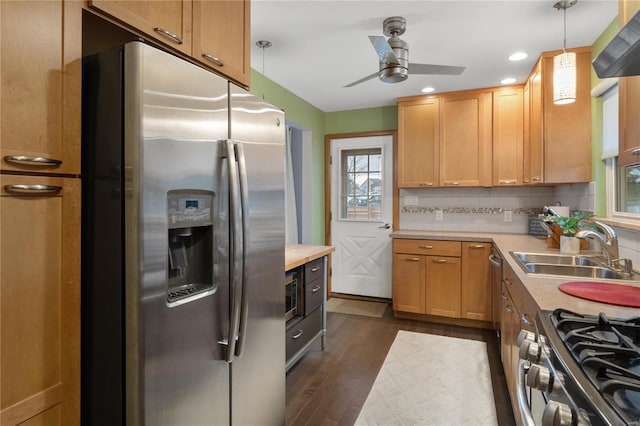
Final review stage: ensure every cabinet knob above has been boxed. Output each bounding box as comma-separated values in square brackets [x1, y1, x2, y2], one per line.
[153, 27, 183, 45]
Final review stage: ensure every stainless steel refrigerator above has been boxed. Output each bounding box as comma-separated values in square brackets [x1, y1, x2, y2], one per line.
[81, 41, 285, 426]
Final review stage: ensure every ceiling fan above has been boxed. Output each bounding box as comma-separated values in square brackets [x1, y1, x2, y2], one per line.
[345, 16, 466, 88]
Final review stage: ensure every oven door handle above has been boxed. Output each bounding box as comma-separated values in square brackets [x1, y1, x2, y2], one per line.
[517, 359, 536, 426]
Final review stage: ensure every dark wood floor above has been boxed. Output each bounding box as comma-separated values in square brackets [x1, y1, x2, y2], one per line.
[285, 305, 515, 426]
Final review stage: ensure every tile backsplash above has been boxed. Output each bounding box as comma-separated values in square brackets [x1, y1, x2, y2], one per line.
[399, 183, 595, 233]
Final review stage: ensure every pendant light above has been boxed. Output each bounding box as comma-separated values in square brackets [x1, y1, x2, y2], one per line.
[553, 0, 577, 105]
[256, 40, 272, 100]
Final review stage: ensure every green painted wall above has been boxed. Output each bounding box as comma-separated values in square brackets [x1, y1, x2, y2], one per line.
[250, 69, 399, 244]
[591, 18, 619, 216]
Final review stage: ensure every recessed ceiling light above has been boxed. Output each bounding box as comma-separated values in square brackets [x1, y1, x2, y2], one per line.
[501, 78, 517, 85]
[509, 52, 528, 61]
[421, 87, 435, 93]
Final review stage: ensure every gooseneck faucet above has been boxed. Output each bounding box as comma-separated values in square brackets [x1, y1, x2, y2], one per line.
[575, 221, 619, 266]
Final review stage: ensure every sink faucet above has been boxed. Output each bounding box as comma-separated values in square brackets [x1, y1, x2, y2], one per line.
[575, 220, 619, 266]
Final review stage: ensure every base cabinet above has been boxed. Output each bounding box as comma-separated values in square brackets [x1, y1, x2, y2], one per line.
[392, 239, 492, 325]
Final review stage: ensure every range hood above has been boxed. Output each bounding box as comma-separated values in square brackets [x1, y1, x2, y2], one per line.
[593, 9, 640, 78]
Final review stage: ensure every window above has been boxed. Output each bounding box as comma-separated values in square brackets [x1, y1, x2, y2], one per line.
[339, 148, 382, 220]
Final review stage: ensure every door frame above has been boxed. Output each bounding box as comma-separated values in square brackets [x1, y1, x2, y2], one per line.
[324, 130, 398, 297]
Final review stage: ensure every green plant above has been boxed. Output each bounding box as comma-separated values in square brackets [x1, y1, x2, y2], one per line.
[543, 212, 595, 237]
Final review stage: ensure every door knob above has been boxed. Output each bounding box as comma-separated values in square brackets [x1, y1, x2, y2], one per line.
[378, 223, 391, 229]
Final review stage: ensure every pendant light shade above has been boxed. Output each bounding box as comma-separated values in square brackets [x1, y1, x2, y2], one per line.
[553, 50, 576, 104]
[553, 0, 577, 105]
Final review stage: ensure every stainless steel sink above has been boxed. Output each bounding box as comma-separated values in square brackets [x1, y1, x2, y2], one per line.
[510, 251, 639, 281]
[513, 252, 603, 267]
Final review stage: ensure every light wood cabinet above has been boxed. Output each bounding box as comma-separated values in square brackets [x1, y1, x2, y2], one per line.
[392, 239, 492, 324]
[439, 90, 492, 187]
[397, 97, 439, 188]
[618, 1, 640, 166]
[192, 0, 250, 87]
[523, 47, 592, 184]
[86, 0, 251, 87]
[0, 175, 80, 426]
[461, 242, 492, 321]
[425, 256, 461, 318]
[0, 0, 81, 176]
[87, 0, 193, 55]
[492, 87, 524, 186]
[392, 254, 426, 313]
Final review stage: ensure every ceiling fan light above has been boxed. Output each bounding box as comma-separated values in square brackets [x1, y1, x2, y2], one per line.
[553, 51, 576, 104]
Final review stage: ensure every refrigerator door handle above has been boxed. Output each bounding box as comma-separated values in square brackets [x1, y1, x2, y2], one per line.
[234, 141, 250, 358]
[225, 139, 243, 362]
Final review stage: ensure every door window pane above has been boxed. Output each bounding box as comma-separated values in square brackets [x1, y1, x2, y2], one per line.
[340, 148, 382, 220]
[618, 162, 640, 213]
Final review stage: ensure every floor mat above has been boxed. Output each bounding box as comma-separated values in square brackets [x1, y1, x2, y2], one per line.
[326, 298, 388, 318]
[355, 330, 498, 426]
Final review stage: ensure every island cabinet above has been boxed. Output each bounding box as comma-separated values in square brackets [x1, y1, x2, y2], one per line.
[86, 0, 251, 87]
[500, 261, 538, 422]
[524, 47, 592, 184]
[0, 2, 82, 425]
[439, 90, 493, 187]
[618, 0, 640, 166]
[392, 239, 492, 326]
[397, 97, 439, 188]
[492, 87, 524, 186]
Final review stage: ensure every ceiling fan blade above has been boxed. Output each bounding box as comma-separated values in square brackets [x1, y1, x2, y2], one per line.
[368, 36, 400, 65]
[409, 63, 466, 75]
[344, 71, 381, 88]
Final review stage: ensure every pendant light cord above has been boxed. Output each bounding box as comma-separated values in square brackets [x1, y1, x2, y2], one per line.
[563, 7, 567, 52]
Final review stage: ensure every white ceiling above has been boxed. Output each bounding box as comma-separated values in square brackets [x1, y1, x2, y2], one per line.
[250, 0, 617, 112]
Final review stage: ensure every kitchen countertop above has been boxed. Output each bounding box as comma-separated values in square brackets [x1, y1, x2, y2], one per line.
[391, 230, 640, 318]
[285, 244, 335, 271]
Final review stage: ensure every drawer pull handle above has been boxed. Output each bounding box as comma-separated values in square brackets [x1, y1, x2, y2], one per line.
[523, 179, 530, 183]
[418, 245, 433, 249]
[5, 184, 62, 195]
[501, 293, 508, 300]
[311, 285, 321, 293]
[310, 266, 321, 272]
[469, 244, 485, 249]
[444, 181, 460, 186]
[532, 176, 542, 182]
[632, 148, 640, 156]
[405, 257, 420, 262]
[202, 53, 224, 67]
[4, 155, 62, 167]
[419, 182, 433, 186]
[292, 330, 303, 339]
[505, 305, 513, 313]
[153, 27, 183, 44]
[504, 278, 512, 286]
[432, 259, 448, 264]
[521, 314, 533, 326]
[499, 180, 516, 185]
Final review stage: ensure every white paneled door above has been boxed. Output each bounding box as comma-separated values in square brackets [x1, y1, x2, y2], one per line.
[330, 135, 393, 298]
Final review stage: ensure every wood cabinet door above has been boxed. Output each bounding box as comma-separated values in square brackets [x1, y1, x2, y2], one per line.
[439, 91, 492, 187]
[192, 0, 250, 87]
[619, 76, 640, 166]
[88, 0, 192, 55]
[0, 0, 81, 176]
[392, 254, 426, 314]
[492, 87, 524, 186]
[542, 48, 592, 183]
[460, 242, 492, 321]
[0, 175, 80, 426]
[500, 285, 513, 390]
[425, 256, 461, 318]
[397, 97, 439, 188]
[527, 62, 544, 184]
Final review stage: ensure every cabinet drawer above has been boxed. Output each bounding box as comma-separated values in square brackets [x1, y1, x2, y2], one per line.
[286, 308, 322, 360]
[304, 258, 324, 282]
[393, 239, 461, 256]
[305, 279, 324, 316]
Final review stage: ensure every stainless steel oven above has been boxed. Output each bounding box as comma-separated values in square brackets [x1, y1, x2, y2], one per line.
[285, 270, 302, 322]
[517, 309, 640, 426]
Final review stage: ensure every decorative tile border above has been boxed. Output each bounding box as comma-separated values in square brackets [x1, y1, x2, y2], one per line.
[400, 206, 545, 215]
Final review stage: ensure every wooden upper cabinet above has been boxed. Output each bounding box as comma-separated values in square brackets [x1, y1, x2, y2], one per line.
[0, 175, 80, 426]
[397, 97, 439, 188]
[439, 91, 492, 187]
[193, 0, 250, 87]
[619, 1, 640, 166]
[0, 0, 81, 176]
[526, 62, 543, 184]
[492, 87, 524, 186]
[88, 0, 193, 55]
[541, 47, 592, 183]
